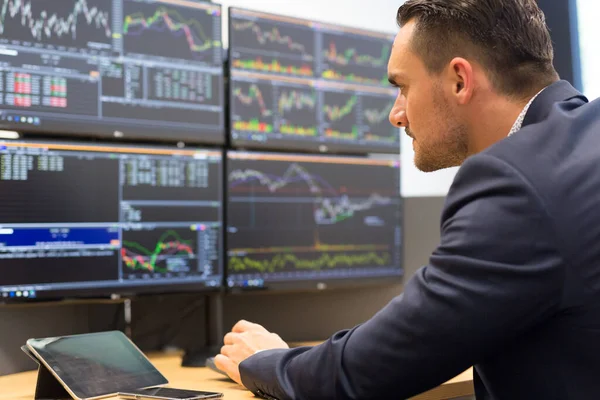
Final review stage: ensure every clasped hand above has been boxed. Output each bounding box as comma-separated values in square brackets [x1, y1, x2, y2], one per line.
[215, 320, 289, 386]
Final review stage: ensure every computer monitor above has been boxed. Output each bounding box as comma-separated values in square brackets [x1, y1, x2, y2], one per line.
[0, 0, 224, 144]
[226, 151, 403, 291]
[0, 140, 223, 302]
[228, 7, 399, 155]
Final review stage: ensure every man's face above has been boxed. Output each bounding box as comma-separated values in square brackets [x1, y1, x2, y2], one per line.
[387, 21, 469, 172]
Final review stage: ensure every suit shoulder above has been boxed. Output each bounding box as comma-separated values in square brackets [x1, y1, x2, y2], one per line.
[470, 97, 600, 196]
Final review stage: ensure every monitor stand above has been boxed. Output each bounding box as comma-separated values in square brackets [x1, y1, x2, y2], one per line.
[181, 291, 224, 367]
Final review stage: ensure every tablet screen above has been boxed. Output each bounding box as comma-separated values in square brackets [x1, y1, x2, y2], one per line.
[27, 331, 168, 399]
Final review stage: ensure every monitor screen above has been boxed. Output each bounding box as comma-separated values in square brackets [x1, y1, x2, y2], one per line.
[0, 140, 222, 302]
[228, 7, 399, 155]
[0, 0, 224, 144]
[227, 151, 403, 290]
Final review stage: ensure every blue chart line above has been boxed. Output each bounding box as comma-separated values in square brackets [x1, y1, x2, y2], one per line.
[228, 164, 394, 225]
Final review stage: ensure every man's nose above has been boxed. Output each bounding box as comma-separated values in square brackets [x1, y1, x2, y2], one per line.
[389, 95, 408, 127]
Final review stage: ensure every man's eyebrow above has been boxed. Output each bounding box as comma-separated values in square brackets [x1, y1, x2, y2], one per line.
[388, 73, 403, 86]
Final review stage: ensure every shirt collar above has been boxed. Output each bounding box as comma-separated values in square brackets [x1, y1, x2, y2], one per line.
[508, 87, 546, 137]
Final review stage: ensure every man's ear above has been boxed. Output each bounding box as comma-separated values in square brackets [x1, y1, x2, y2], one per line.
[448, 57, 474, 104]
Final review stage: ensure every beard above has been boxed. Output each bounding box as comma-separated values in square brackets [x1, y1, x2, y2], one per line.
[413, 87, 469, 173]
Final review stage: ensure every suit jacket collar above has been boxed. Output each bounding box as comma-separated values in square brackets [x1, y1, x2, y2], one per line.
[522, 80, 587, 128]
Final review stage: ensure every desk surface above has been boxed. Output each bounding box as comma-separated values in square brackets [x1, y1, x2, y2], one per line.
[0, 351, 473, 400]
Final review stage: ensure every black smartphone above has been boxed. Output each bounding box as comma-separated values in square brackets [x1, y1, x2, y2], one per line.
[118, 387, 223, 400]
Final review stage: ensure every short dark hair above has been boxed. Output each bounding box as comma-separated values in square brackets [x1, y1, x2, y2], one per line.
[397, 0, 559, 98]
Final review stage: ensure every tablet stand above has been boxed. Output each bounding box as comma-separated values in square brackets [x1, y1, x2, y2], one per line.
[21, 346, 72, 400]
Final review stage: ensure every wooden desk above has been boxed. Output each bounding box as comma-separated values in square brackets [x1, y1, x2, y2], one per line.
[0, 352, 473, 400]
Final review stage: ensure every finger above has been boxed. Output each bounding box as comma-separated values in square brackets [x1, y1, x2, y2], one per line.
[223, 332, 240, 345]
[214, 354, 242, 386]
[220, 344, 235, 358]
[232, 319, 266, 333]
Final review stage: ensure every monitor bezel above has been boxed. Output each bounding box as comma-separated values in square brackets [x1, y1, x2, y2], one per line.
[227, 6, 400, 156]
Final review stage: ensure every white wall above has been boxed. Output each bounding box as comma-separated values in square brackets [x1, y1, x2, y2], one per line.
[576, 0, 600, 100]
[219, 0, 458, 197]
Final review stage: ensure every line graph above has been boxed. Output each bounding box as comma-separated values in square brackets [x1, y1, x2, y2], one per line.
[362, 95, 399, 144]
[230, 14, 315, 77]
[276, 88, 318, 136]
[229, 163, 324, 194]
[231, 80, 274, 133]
[232, 241, 390, 255]
[232, 20, 312, 59]
[321, 32, 391, 85]
[323, 41, 390, 68]
[229, 163, 394, 225]
[227, 155, 402, 282]
[121, 229, 197, 275]
[323, 91, 359, 140]
[323, 95, 357, 122]
[364, 101, 393, 125]
[233, 83, 273, 117]
[0, 0, 111, 49]
[315, 194, 393, 225]
[278, 89, 316, 114]
[229, 251, 391, 273]
[123, 0, 220, 64]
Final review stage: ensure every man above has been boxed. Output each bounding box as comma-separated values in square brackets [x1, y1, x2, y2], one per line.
[216, 0, 600, 399]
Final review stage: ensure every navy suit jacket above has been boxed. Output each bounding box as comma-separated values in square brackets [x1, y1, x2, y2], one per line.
[239, 81, 600, 400]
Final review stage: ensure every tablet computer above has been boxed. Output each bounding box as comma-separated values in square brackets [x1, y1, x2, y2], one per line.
[26, 331, 168, 400]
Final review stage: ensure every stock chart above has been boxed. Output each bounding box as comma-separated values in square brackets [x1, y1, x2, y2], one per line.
[122, 0, 222, 66]
[0, 0, 225, 142]
[0, 0, 112, 52]
[321, 31, 391, 85]
[361, 95, 397, 144]
[227, 152, 402, 287]
[231, 78, 319, 139]
[121, 228, 198, 278]
[231, 80, 275, 134]
[322, 90, 360, 140]
[0, 142, 223, 300]
[230, 76, 399, 152]
[228, 8, 399, 153]
[275, 86, 318, 137]
[229, 9, 315, 77]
